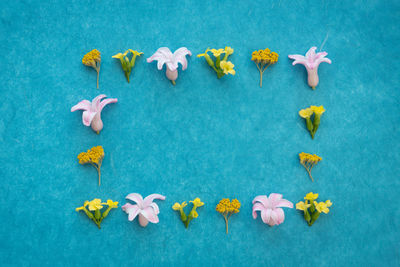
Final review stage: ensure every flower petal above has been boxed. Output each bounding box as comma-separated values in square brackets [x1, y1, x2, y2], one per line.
[173, 47, 192, 71]
[261, 208, 272, 225]
[150, 202, 160, 214]
[252, 195, 270, 209]
[71, 100, 91, 112]
[268, 193, 283, 207]
[91, 94, 107, 111]
[122, 203, 140, 221]
[252, 202, 264, 219]
[143, 194, 166, 207]
[274, 208, 285, 225]
[140, 206, 159, 223]
[147, 47, 173, 70]
[270, 209, 278, 226]
[276, 199, 294, 208]
[125, 193, 144, 206]
[288, 54, 308, 67]
[99, 98, 118, 112]
[82, 111, 96, 126]
[306, 46, 317, 59]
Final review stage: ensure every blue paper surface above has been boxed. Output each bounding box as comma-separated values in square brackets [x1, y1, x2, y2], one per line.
[0, 0, 399, 266]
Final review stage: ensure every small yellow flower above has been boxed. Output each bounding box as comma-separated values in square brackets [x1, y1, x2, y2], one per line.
[305, 192, 319, 201]
[128, 49, 143, 56]
[88, 198, 103, 211]
[210, 48, 225, 57]
[224, 46, 234, 55]
[325, 200, 332, 207]
[299, 108, 314, 118]
[192, 210, 199, 218]
[220, 61, 235, 75]
[172, 201, 187, 211]
[197, 48, 210, 58]
[314, 201, 330, 214]
[296, 201, 311, 211]
[311, 105, 325, 115]
[190, 198, 204, 208]
[112, 52, 127, 60]
[106, 200, 119, 208]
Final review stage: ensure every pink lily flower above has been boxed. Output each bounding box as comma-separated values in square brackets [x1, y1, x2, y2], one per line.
[147, 47, 192, 85]
[71, 94, 118, 134]
[288, 47, 332, 89]
[252, 193, 293, 226]
[121, 193, 166, 227]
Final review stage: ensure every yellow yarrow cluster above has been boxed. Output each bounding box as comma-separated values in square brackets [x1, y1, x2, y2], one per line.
[78, 146, 104, 165]
[251, 48, 279, 65]
[82, 49, 101, 66]
[299, 152, 322, 182]
[216, 198, 241, 214]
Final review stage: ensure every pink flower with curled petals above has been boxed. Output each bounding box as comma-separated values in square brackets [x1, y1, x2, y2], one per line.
[252, 193, 293, 227]
[71, 94, 118, 134]
[121, 193, 166, 227]
[288, 47, 332, 89]
[147, 47, 191, 85]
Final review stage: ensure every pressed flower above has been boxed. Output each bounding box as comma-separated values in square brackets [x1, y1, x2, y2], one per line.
[122, 193, 166, 227]
[197, 46, 235, 79]
[298, 105, 325, 139]
[76, 198, 118, 229]
[71, 94, 118, 134]
[288, 46, 331, 89]
[296, 193, 332, 226]
[147, 47, 192, 85]
[216, 198, 241, 234]
[82, 49, 101, 89]
[252, 193, 293, 227]
[112, 49, 143, 83]
[172, 197, 204, 228]
[299, 152, 322, 182]
[77, 146, 104, 186]
[251, 48, 279, 87]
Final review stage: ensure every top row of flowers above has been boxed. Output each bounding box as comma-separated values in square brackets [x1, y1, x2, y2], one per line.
[82, 46, 331, 89]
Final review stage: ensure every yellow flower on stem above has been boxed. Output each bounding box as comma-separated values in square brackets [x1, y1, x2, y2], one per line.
[304, 192, 319, 201]
[299, 105, 325, 139]
[314, 201, 331, 214]
[251, 48, 279, 87]
[82, 49, 101, 89]
[219, 61, 235, 75]
[172, 201, 187, 211]
[311, 105, 326, 115]
[76, 198, 118, 228]
[211, 48, 225, 57]
[190, 198, 204, 208]
[77, 146, 105, 186]
[216, 198, 241, 234]
[113, 49, 143, 83]
[296, 201, 311, 211]
[224, 46, 234, 56]
[299, 108, 314, 119]
[299, 152, 322, 182]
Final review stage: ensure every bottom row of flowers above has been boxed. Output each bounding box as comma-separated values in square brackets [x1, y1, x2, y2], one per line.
[76, 192, 332, 233]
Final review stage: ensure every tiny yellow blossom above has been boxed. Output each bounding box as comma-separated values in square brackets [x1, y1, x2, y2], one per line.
[314, 201, 330, 214]
[88, 198, 103, 211]
[299, 108, 314, 119]
[172, 201, 187, 211]
[190, 198, 204, 208]
[325, 200, 332, 207]
[311, 105, 325, 115]
[112, 52, 127, 60]
[224, 46, 234, 55]
[305, 192, 319, 201]
[106, 200, 119, 208]
[211, 48, 225, 57]
[192, 210, 199, 218]
[197, 48, 211, 58]
[220, 61, 235, 75]
[296, 201, 311, 211]
[82, 49, 101, 89]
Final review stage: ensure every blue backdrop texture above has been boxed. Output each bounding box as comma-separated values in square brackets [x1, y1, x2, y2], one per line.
[0, 0, 399, 266]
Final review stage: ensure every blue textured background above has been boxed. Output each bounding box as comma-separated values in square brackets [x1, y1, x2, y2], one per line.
[0, 0, 399, 266]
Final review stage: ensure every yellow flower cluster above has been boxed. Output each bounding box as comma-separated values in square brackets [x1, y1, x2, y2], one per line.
[216, 198, 241, 214]
[299, 152, 322, 181]
[251, 48, 279, 65]
[299, 105, 326, 118]
[82, 49, 101, 66]
[78, 146, 104, 165]
[299, 152, 322, 164]
[296, 192, 332, 226]
[76, 198, 118, 229]
[172, 198, 204, 228]
[197, 47, 235, 78]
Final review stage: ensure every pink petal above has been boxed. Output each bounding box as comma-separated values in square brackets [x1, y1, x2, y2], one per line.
[125, 193, 144, 206]
[270, 210, 278, 226]
[150, 203, 160, 214]
[140, 207, 159, 223]
[276, 199, 294, 208]
[306, 46, 317, 59]
[315, 57, 332, 66]
[173, 47, 192, 70]
[268, 193, 283, 207]
[147, 47, 173, 70]
[82, 111, 96, 126]
[91, 94, 107, 111]
[288, 54, 306, 62]
[252, 195, 270, 209]
[71, 100, 91, 112]
[143, 194, 166, 207]
[274, 208, 285, 225]
[252, 202, 264, 219]
[99, 98, 118, 112]
[261, 209, 272, 225]
[122, 203, 140, 221]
